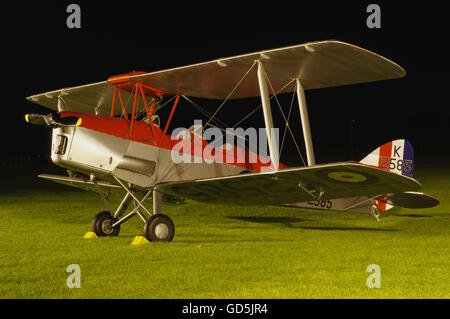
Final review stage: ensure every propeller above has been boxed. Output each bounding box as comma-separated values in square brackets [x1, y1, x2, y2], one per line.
[25, 113, 81, 127]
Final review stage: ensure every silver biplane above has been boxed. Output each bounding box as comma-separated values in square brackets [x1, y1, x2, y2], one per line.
[25, 40, 439, 242]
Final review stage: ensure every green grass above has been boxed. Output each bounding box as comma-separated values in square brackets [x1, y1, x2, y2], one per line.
[0, 165, 448, 299]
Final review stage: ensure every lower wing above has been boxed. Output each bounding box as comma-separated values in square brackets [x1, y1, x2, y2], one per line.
[160, 162, 421, 206]
[38, 174, 123, 198]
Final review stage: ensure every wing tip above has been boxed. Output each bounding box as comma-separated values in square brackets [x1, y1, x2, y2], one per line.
[25, 95, 37, 102]
[334, 40, 407, 79]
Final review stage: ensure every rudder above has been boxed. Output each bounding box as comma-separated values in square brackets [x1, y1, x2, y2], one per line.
[359, 139, 414, 177]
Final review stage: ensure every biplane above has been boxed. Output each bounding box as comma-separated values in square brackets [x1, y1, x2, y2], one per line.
[25, 40, 439, 242]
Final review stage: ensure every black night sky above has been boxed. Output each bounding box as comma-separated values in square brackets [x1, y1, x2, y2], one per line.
[2, 2, 449, 171]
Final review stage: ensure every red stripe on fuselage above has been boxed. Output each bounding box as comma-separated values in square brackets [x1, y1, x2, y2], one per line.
[61, 112, 285, 172]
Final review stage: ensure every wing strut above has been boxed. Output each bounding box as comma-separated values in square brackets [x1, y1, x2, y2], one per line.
[257, 61, 279, 170]
[296, 79, 316, 166]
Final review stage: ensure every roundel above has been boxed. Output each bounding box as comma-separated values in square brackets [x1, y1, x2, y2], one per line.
[327, 171, 367, 183]
[315, 168, 379, 185]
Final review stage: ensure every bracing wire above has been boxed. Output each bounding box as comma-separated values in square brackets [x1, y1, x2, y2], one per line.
[264, 73, 306, 166]
[231, 78, 297, 128]
[202, 61, 257, 131]
[182, 95, 230, 130]
[280, 86, 297, 156]
[161, 62, 313, 181]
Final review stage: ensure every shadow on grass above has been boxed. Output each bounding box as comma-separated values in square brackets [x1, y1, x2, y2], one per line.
[176, 238, 296, 244]
[228, 216, 398, 232]
[292, 226, 397, 232]
[393, 214, 433, 218]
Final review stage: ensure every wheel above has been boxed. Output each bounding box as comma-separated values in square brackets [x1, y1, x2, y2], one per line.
[144, 214, 175, 242]
[91, 211, 120, 236]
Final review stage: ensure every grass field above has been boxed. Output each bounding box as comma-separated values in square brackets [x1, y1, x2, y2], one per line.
[0, 164, 448, 299]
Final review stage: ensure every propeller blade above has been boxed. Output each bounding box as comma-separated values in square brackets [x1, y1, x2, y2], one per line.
[25, 113, 52, 126]
[25, 113, 81, 127]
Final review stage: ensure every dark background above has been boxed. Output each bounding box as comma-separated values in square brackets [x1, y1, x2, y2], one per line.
[2, 1, 449, 170]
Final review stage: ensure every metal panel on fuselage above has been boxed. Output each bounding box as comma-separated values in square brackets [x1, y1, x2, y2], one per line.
[51, 126, 127, 181]
[68, 126, 130, 173]
[120, 138, 243, 186]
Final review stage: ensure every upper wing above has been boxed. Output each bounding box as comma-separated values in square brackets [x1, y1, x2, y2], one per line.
[130, 40, 405, 99]
[26, 40, 405, 114]
[26, 81, 130, 116]
[160, 162, 420, 206]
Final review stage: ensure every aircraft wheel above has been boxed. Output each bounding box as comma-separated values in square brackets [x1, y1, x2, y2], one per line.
[144, 214, 175, 242]
[91, 211, 120, 236]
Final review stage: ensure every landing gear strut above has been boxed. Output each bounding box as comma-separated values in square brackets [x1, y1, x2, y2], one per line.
[370, 203, 381, 222]
[92, 177, 175, 242]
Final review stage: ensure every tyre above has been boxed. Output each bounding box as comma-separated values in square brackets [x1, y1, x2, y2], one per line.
[91, 211, 120, 236]
[144, 214, 175, 242]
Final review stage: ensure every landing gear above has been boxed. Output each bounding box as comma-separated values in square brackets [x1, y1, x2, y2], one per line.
[91, 211, 120, 236]
[144, 214, 175, 242]
[91, 177, 176, 242]
[370, 203, 381, 222]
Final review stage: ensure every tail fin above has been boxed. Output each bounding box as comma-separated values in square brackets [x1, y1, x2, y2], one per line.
[359, 139, 414, 177]
[360, 140, 438, 217]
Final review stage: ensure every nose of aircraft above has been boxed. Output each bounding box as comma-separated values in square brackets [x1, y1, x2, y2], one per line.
[25, 113, 50, 126]
[25, 113, 81, 127]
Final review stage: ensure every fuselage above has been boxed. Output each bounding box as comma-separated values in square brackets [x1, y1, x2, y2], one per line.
[51, 112, 285, 188]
